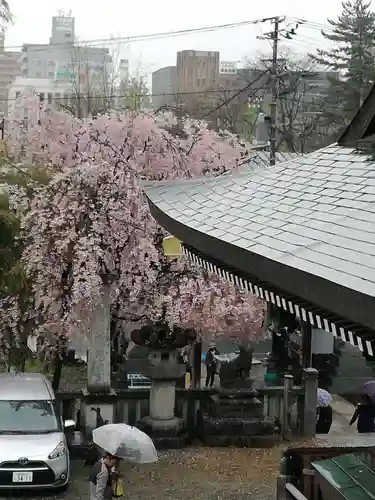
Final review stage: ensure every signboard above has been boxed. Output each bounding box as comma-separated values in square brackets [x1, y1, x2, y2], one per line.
[55, 71, 75, 78]
[54, 16, 74, 32]
[220, 61, 237, 74]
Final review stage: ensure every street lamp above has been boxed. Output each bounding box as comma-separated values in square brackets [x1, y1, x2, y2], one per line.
[162, 235, 181, 258]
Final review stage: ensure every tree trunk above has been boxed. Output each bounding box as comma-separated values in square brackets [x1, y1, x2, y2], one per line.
[52, 356, 63, 392]
[7, 342, 28, 373]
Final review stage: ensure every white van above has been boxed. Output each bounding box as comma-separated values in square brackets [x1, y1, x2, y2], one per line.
[0, 373, 75, 491]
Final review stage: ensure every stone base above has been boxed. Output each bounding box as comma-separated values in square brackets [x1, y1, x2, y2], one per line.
[146, 435, 187, 449]
[201, 414, 276, 435]
[141, 416, 183, 434]
[137, 416, 188, 449]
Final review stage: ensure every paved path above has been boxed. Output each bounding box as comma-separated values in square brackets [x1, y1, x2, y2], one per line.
[321, 394, 358, 436]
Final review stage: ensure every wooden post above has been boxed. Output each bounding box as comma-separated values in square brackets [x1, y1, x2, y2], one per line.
[302, 367, 318, 437]
[192, 341, 202, 388]
[276, 454, 292, 500]
[301, 321, 312, 368]
[282, 374, 294, 439]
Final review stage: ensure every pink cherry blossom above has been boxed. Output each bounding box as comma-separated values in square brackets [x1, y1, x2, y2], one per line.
[1, 92, 265, 358]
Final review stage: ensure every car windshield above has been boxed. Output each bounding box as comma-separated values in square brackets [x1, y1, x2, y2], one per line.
[0, 400, 60, 433]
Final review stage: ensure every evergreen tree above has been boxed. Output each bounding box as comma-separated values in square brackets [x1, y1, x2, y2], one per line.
[0, 154, 53, 371]
[311, 0, 375, 131]
[0, 0, 12, 23]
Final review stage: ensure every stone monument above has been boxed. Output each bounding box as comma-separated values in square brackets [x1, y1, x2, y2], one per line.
[131, 323, 196, 448]
[199, 344, 276, 446]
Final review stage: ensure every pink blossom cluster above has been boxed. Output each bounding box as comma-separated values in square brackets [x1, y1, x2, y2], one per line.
[2, 93, 265, 355]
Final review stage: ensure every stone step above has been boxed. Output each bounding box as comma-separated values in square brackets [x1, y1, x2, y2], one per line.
[212, 407, 263, 418]
[217, 388, 259, 396]
[213, 397, 262, 406]
[202, 414, 276, 435]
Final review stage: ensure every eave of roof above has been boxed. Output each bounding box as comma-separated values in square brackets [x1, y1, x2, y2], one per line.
[145, 144, 375, 331]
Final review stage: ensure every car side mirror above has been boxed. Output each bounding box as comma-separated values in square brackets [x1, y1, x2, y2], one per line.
[64, 419, 75, 429]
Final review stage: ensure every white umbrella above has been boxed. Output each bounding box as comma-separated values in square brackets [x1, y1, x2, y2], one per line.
[213, 353, 240, 363]
[92, 423, 158, 464]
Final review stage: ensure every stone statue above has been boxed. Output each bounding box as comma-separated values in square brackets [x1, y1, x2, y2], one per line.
[219, 344, 254, 388]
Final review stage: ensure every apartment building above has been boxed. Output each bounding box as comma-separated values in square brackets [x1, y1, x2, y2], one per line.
[8, 76, 73, 117]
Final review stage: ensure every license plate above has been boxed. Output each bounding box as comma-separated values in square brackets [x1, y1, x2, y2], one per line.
[12, 471, 33, 483]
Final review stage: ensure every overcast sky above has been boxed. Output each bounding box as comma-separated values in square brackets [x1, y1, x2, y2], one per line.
[5, 0, 370, 74]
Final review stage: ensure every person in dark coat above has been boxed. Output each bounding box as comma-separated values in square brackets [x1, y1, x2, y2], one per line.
[205, 344, 219, 387]
[349, 394, 375, 433]
[89, 453, 120, 500]
[316, 404, 333, 434]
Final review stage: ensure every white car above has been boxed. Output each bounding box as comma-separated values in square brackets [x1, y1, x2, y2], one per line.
[0, 373, 74, 491]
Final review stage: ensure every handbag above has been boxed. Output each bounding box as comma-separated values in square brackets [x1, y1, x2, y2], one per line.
[112, 477, 125, 498]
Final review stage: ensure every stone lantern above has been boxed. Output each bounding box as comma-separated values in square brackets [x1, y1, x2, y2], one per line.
[131, 323, 196, 447]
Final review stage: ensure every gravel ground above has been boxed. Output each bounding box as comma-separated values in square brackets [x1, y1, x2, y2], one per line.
[1, 447, 281, 500]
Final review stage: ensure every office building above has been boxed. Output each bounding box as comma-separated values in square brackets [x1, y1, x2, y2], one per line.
[176, 50, 219, 109]
[152, 66, 176, 109]
[21, 15, 112, 82]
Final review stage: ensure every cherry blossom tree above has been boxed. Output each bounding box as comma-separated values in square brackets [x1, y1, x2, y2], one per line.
[4, 94, 265, 385]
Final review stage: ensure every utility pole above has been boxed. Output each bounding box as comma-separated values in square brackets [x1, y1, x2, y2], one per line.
[257, 17, 282, 166]
[258, 17, 299, 165]
[269, 17, 280, 166]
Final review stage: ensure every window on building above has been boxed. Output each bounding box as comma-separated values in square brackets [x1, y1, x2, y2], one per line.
[48, 60, 55, 66]
[48, 72, 54, 77]
[35, 71, 41, 77]
[39, 93, 44, 102]
[48, 93, 52, 104]
[15, 91, 20, 99]
[36, 60, 41, 65]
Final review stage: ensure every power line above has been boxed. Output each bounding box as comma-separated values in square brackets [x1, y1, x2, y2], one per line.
[287, 17, 334, 31]
[3, 17, 281, 53]
[200, 69, 270, 120]
[4, 86, 269, 104]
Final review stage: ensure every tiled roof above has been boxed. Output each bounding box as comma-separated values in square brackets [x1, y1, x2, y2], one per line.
[145, 144, 375, 300]
[248, 151, 301, 168]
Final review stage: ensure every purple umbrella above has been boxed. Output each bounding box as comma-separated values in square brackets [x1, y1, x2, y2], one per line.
[317, 388, 332, 407]
[361, 380, 375, 402]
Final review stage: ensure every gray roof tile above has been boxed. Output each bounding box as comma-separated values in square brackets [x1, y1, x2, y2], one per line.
[145, 144, 375, 298]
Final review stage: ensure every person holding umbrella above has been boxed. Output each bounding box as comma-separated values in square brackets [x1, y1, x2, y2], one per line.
[90, 422, 158, 499]
[89, 452, 121, 500]
[316, 388, 333, 434]
[205, 343, 219, 388]
[349, 394, 375, 433]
